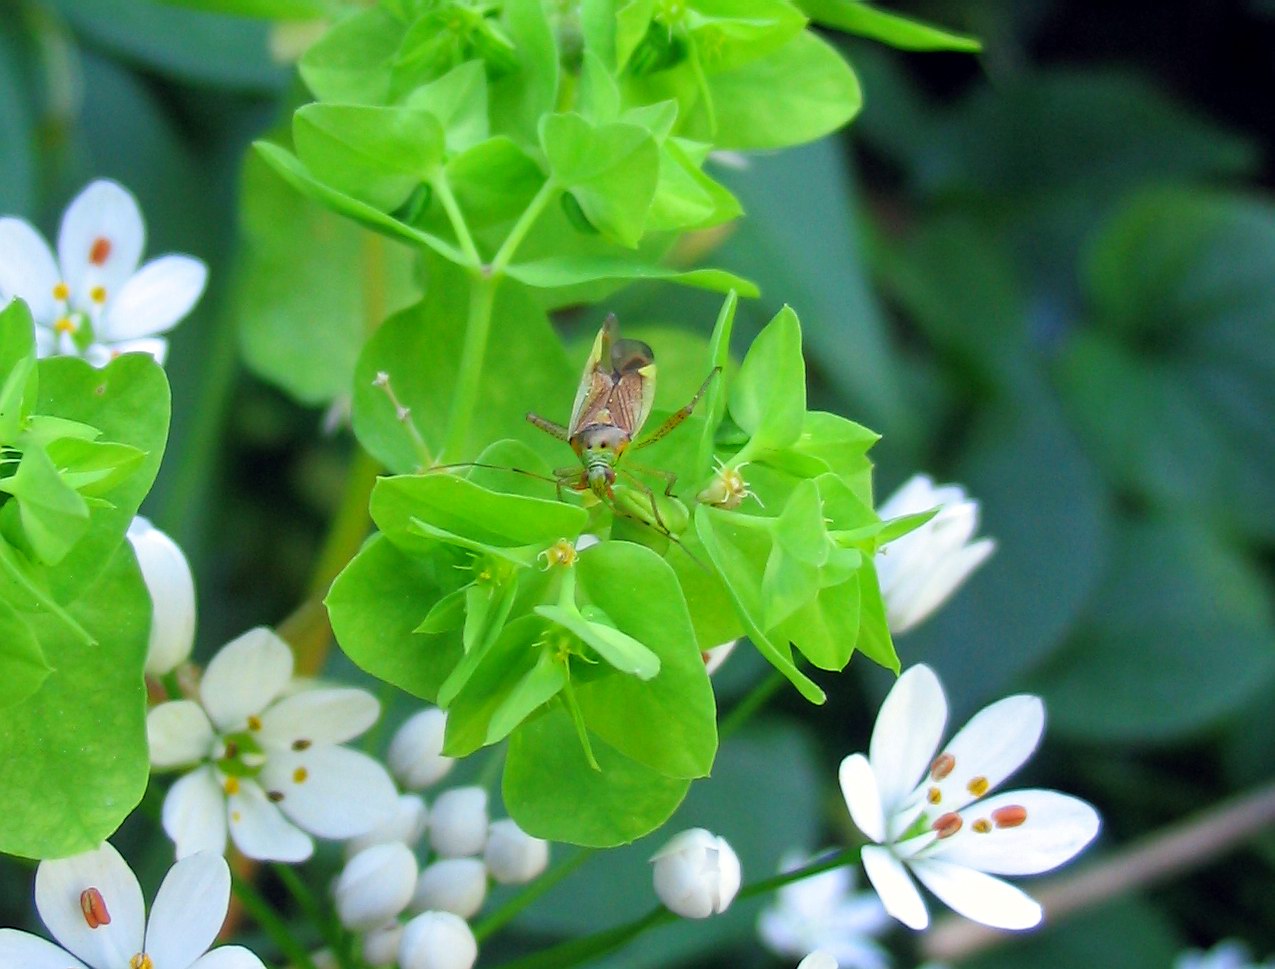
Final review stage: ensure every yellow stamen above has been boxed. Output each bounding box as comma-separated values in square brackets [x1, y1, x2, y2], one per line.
[130, 953, 154, 969]
[927, 786, 942, 805]
[293, 766, 308, 784]
[90, 285, 107, 304]
[54, 317, 77, 334]
[973, 818, 992, 834]
[52, 282, 69, 301]
[223, 776, 240, 796]
[247, 715, 262, 731]
[967, 775, 990, 798]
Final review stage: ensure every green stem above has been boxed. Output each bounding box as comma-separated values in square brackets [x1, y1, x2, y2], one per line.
[439, 274, 497, 464]
[273, 863, 346, 959]
[231, 872, 318, 969]
[490, 178, 560, 275]
[718, 670, 785, 739]
[473, 848, 595, 942]
[432, 171, 483, 268]
[483, 848, 861, 969]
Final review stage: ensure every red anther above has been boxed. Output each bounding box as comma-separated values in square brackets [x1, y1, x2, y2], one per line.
[80, 887, 111, 928]
[89, 237, 112, 266]
[932, 812, 963, 838]
[930, 752, 955, 781]
[992, 805, 1028, 828]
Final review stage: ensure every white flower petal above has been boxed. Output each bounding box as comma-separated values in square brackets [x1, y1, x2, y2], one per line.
[933, 789, 1101, 876]
[860, 845, 928, 931]
[35, 324, 55, 356]
[188, 946, 268, 969]
[102, 254, 207, 341]
[345, 793, 429, 857]
[163, 766, 228, 859]
[35, 842, 145, 968]
[411, 858, 489, 919]
[876, 474, 938, 521]
[57, 180, 144, 306]
[839, 754, 886, 844]
[388, 708, 454, 790]
[260, 746, 397, 840]
[868, 665, 947, 816]
[0, 929, 89, 969]
[227, 780, 314, 862]
[909, 857, 1042, 930]
[148, 700, 215, 769]
[887, 537, 994, 634]
[200, 627, 294, 732]
[89, 337, 169, 366]
[0, 218, 59, 322]
[797, 952, 839, 969]
[257, 688, 379, 749]
[145, 851, 231, 969]
[930, 695, 1044, 814]
[335, 843, 418, 931]
[129, 517, 197, 676]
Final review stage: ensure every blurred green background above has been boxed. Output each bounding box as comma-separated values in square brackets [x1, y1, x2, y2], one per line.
[2, 1, 1273, 966]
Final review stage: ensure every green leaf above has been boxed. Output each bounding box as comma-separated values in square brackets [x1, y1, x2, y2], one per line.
[1030, 518, 1275, 742]
[504, 255, 758, 296]
[731, 305, 806, 456]
[799, 0, 980, 51]
[253, 141, 468, 265]
[293, 103, 445, 212]
[236, 148, 424, 405]
[574, 541, 716, 778]
[351, 260, 576, 473]
[444, 136, 545, 230]
[579, 50, 622, 123]
[405, 60, 491, 155]
[488, 0, 559, 143]
[372, 473, 588, 553]
[790, 412, 878, 504]
[44, 438, 145, 498]
[504, 701, 691, 846]
[0, 597, 49, 712]
[0, 543, 149, 858]
[0, 298, 37, 440]
[646, 138, 742, 233]
[535, 603, 661, 680]
[326, 533, 465, 701]
[678, 31, 861, 149]
[34, 354, 170, 604]
[540, 114, 660, 247]
[158, 0, 326, 17]
[299, 5, 404, 104]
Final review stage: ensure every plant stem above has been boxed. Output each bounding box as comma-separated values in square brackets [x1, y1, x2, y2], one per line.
[483, 847, 861, 969]
[231, 871, 318, 969]
[439, 273, 497, 464]
[274, 863, 348, 960]
[922, 779, 1275, 963]
[718, 670, 785, 740]
[432, 171, 483, 268]
[473, 848, 595, 942]
[490, 178, 559, 275]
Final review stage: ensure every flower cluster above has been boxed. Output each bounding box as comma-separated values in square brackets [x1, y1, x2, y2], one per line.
[0, 180, 205, 365]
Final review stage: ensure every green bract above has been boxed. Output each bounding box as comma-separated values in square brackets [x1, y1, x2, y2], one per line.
[260, 0, 972, 844]
[0, 297, 169, 858]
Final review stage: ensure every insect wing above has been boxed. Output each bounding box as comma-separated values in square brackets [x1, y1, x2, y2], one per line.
[568, 317, 616, 435]
[605, 344, 656, 439]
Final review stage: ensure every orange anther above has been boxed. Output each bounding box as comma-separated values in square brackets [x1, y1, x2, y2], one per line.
[80, 887, 111, 928]
[89, 237, 112, 265]
[992, 805, 1028, 828]
[930, 752, 955, 781]
[932, 812, 963, 838]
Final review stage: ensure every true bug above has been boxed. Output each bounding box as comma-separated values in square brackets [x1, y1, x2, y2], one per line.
[527, 314, 717, 532]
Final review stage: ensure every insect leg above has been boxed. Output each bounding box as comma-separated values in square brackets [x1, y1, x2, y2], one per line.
[631, 366, 721, 450]
[527, 412, 571, 441]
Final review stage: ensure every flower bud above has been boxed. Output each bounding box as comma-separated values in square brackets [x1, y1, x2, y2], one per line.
[874, 474, 995, 634]
[345, 794, 429, 858]
[429, 786, 488, 858]
[797, 951, 838, 969]
[411, 858, 488, 919]
[650, 828, 741, 919]
[389, 709, 455, 789]
[399, 911, 478, 969]
[484, 819, 549, 884]
[128, 516, 196, 676]
[362, 921, 405, 967]
[334, 842, 418, 931]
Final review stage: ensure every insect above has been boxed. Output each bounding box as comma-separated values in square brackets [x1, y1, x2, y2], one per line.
[527, 314, 718, 533]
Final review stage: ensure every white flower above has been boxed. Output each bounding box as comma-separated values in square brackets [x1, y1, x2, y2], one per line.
[0, 842, 263, 969]
[389, 708, 455, 790]
[798, 952, 840, 969]
[702, 639, 737, 676]
[650, 828, 742, 919]
[0, 179, 207, 365]
[147, 626, 398, 862]
[362, 921, 405, 967]
[875, 475, 995, 634]
[429, 787, 488, 858]
[1175, 941, 1275, 969]
[484, 819, 549, 884]
[335, 842, 419, 931]
[411, 858, 488, 919]
[399, 911, 478, 969]
[127, 516, 197, 677]
[345, 793, 429, 858]
[840, 665, 1100, 931]
[758, 852, 890, 969]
